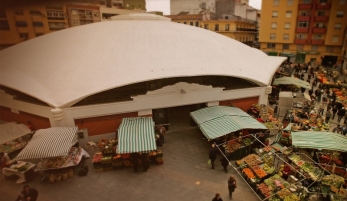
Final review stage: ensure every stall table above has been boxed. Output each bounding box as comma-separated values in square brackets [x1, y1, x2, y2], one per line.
[2, 161, 36, 183]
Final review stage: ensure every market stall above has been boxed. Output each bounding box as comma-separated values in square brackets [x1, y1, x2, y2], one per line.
[273, 76, 311, 90]
[14, 127, 88, 182]
[92, 117, 162, 172]
[0, 122, 33, 156]
[2, 161, 36, 183]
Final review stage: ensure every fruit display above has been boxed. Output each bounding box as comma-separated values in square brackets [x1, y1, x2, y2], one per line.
[263, 146, 272, 152]
[263, 154, 274, 166]
[257, 183, 271, 198]
[283, 194, 300, 201]
[92, 152, 103, 163]
[263, 163, 275, 175]
[252, 165, 267, 178]
[264, 122, 277, 129]
[242, 168, 256, 179]
[277, 188, 291, 199]
[244, 154, 262, 167]
[300, 162, 322, 181]
[243, 138, 253, 146]
[322, 174, 345, 188]
[230, 142, 241, 150]
[283, 148, 293, 155]
[288, 154, 301, 163]
[264, 174, 289, 190]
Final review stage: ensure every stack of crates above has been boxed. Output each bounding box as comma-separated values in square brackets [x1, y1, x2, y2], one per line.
[121, 154, 133, 167]
[155, 151, 163, 165]
[92, 152, 103, 172]
[112, 155, 123, 170]
[101, 156, 112, 171]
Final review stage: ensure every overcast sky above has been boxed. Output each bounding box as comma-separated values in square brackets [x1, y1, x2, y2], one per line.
[146, 0, 262, 15]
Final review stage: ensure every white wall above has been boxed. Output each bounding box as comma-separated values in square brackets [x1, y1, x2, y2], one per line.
[234, 4, 257, 21]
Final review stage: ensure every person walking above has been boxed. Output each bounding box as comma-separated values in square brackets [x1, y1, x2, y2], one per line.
[158, 125, 166, 145]
[220, 157, 229, 173]
[130, 152, 140, 173]
[337, 107, 346, 123]
[325, 110, 331, 123]
[21, 185, 38, 201]
[209, 144, 218, 169]
[319, 103, 325, 116]
[228, 175, 237, 200]
[212, 193, 223, 201]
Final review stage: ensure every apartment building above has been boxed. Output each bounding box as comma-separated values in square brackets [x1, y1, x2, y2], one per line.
[65, 4, 101, 27]
[259, 0, 347, 65]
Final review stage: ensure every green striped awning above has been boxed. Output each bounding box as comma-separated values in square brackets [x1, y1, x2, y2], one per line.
[291, 131, 347, 152]
[117, 117, 157, 154]
[273, 76, 311, 89]
[191, 106, 267, 140]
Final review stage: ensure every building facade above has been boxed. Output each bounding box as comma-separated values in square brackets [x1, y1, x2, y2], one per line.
[259, 0, 347, 64]
[170, 0, 216, 15]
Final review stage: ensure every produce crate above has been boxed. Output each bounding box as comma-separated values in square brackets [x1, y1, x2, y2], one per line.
[93, 163, 102, 169]
[121, 154, 130, 159]
[112, 161, 123, 166]
[122, 160, 133, 167]
[156, 153, 163, 158]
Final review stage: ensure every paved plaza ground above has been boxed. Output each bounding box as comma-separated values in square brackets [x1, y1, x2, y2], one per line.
[0, 127, 260, 201]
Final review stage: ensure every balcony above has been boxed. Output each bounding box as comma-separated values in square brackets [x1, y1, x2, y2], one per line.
[298, 4, 312, 10]
[316, 3, 331, 9]
[311, 39, 325, 45]
[314, 16, 329, 22]
[236, 28, 257, 32]
[295, 39, 307, 44]
[296, 27, 309, 33]
[313, 27, 326, 33]
[297, 15, 310, 21]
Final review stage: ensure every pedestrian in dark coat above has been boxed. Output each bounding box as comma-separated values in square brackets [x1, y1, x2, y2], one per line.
[325, 110, 331, 123]
[220, 157, 229, 173]
[21, 185, 38, 201]
[209, 144, 218, 169]
[308, 89, 313, 97]
[212, 193, 223, 201]
[130, 153, 140, 172]
[228, 175, 237, 200]
[337, 107, 346, 122]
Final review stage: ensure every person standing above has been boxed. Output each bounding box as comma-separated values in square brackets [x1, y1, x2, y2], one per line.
[212, 193, 223, 201]
[21, 185, 38, 201]
[140, 152, 150, 172]
[228, 175, 237, 200]
[220, 157, 229, 173]
[130, 152, 139, 173]
[325, 110, 331, 123]
[209, 144, 218, 170]
[158, 125, 166, 145]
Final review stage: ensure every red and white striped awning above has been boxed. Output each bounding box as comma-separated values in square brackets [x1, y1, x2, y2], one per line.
[16, 127, 78, 160]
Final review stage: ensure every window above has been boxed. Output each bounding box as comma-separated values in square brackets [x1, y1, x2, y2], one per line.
[286, 11, 292, 18]
[201, 2, 206, 9]
[94, 12, 99, 17]
[32, 21, 43, 27]
[296, 34, 307, 39]
[272, 11, 278, 18]
[15, 21, 27, 27]
[204, 24, 208, 29]
[317, 11, 325, 16]
[47, 11, 65, 20]
[326, 46, 333, 52]
[273, 0, 279, 6]
[283, 34, 289, 40]
[48, 22, 66, 30]
[334, 23, 342, 30]
[15, 11, 23, 15]
[337, 11, 344, 18]
[36, 33, 44, 37]
[284, 22, 290, 29]
[283, 44, 289, 49]
[72, 20, 79, 26]
[297, 45, 304, 50]
[195, 21, 199, 27]
[225, 24, 229, 31]
[215, 24, 219, 31]
[0, 20, 10, 30]
[30, 11, 41, 16]
[311, 45, 318, 51]
[270, 33, 276, 39]
[113, 3, 122, 7]
[19, 33, 28, 39]
[271, 22, 277, 29]
[267, 43, 276, 48]
[190, 22, 193, 26]
[287, 0, 293, 5]
[297, 21, 309, 27]
[332, 35, 339, 42]
[339, 0, 346, 5]
[313, 35, 321, 39]
[183, 21, 187, 24]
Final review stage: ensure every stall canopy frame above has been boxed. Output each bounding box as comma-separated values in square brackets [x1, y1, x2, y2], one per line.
[16, 127, 78, 160]
[117, 117, 157, 154]
[0, 122, 32, 144]
[291, 131, 347, 152]
[190, 106, 267, 140]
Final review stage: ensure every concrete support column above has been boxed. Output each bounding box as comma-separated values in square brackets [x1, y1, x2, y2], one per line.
[258, 86, 272, 105]
[138, 109, 152, 116]
[49, 108, 75, 127]
[206, 101, 219, 107]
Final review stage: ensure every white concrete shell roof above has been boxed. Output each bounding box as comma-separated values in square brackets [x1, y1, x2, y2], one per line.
[0, 19, 286, 108]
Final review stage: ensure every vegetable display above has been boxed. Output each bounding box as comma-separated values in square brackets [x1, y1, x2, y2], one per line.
[257, 183, 271, 198]
[263, 163, 275, 174]
[242, 168, 256, 179]
[252, 165, 267, 178]
[322, 174, 345, 188]
[277, 188, 291, 199]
